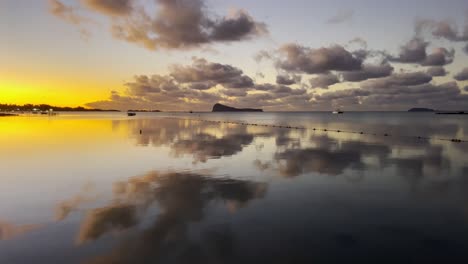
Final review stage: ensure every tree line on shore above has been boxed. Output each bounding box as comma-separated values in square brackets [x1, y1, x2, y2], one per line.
[0, 104, 119, 112]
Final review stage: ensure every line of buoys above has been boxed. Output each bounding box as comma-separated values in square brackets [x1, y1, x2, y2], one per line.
[162, 117, 466, 143]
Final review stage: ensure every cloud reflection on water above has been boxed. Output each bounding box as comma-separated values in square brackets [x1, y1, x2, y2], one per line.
[79, 171, 266, 263]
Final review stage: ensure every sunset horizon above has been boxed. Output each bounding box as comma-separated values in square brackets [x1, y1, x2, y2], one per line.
[2, 1, 468, 263]
[2, 0, 468, 111]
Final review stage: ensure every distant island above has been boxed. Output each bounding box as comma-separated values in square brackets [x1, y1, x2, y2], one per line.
[212, 103, 263, 112]
[0, 103, 119, 112]
[408, 108, 435, 112]
[127, 109, 161, 112]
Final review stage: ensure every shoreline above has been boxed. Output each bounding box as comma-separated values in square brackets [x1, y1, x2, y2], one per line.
[0, 113, 18, 117]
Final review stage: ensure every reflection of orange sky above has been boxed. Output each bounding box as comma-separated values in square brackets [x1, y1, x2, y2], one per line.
[0, 117, 127, 158]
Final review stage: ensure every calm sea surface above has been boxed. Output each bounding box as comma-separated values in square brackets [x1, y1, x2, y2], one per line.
[1, 112, 468, 263]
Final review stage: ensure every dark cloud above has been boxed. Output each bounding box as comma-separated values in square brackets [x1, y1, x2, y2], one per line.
[210, 10, 268, 41]
[422, 48, 455, 66]
[171, 58, 253, 88]
[426, 66, 447, 77]
[254, 84, 306, 96]
[275, 43, 363, 74]
[82, 0, 133, 16]
[388, 38, 454, 66]
[361, 72, 432, 90]
[276, 74, 301, 85]
[341, 63, 394, 82]
[309, 73, 340, 89]
[313, 71, 468, 110]
[389, 38, 428, 63]
[415, 19, 468, 42]
[454, 67, 468, 81]
[327, 10, 354, 24]
[188, 82, 215, 91]
[108, 0, 267, 50]
[314, 88, 370, 102]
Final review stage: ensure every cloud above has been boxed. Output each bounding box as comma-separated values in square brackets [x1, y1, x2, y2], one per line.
[77, 204, 137, 244]
[210, 9, 268, 41]
[48, 0, 92, 38]
[82, 0, 133, 16]
[171, 58, 253, 88]
[327, 10, 354, 24]
[464, 86, 468, 92]
[171, 133, 254, 162]
[360, 71, 432, 90]
[276, 74, 301, 85]
[464, 43, 468, 55]
[254, 83, 306, 95]
[49, 0, 86, 24]
[348, 37, 368, 49]
[415, 18, 468, 42]
[55, 184, 97, 221]
[426, 66, 447, 77]
[275, 43, 363, 74]
[386, 38, 455, 66]
[79, 170, 266, 262]
[341, 63, 394, 82]
[87, 57, 313, 111]
[388, 38, 428, 63]
[422, 48, 455, 66]
[0, 221, 42, 240]
[309, 73, 340, 89]
[313, 80, 468, 111]
[107, 0, 267, 50]
[454, 67, 468, 81]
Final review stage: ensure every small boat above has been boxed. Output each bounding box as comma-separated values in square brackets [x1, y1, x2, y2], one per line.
[127, 112, 136, 116]
[332, 109, 344, 114]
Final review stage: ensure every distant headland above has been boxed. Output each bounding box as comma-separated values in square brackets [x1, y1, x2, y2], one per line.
[0, 104, 119, 112]
[408, 108, 435, 112]
[212, 103, 263, 112]
[127, 109, 161, 112]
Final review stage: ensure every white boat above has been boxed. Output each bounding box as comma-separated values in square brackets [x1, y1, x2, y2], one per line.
[332, 109, 344, 114]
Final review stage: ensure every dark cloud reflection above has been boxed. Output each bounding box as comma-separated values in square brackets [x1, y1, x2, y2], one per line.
[80, 171, 266, 263]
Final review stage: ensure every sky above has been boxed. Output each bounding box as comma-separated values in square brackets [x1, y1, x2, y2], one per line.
[1, 0, 468, 111]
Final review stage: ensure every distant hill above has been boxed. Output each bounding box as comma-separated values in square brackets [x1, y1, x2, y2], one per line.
[408, 108, 434, 112]
[212, 103, 263, 112]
